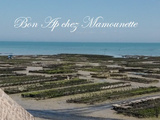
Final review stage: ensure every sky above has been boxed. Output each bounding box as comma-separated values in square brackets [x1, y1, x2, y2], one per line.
[0, 0, 160, 42]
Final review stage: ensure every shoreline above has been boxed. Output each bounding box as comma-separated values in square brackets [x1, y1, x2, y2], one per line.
[1, 53, 160, 58]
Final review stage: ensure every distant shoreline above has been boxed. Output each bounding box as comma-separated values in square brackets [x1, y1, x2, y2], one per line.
[1, 54, 160, 59]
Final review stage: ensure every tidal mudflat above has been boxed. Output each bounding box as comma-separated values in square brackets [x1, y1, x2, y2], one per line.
[1, 54, 160, 120]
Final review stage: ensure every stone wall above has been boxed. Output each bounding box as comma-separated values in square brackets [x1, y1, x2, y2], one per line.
[0, 89, 35, 120]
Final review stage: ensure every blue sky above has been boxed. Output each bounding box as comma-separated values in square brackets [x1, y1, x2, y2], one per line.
[0, 0, 160, 42]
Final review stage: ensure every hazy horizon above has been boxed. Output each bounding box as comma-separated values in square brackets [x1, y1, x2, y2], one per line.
[0, 41, 160, 43]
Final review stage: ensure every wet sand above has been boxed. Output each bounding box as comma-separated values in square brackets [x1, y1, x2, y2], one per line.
[9, 92, 160, 120]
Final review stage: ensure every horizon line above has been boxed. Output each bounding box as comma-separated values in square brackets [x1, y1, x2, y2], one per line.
[0, 41, 160, 43]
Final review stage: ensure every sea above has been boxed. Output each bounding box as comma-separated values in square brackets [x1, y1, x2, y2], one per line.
[0, 41, 160, 57]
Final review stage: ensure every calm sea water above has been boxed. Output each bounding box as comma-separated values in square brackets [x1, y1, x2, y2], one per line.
[0, 42, 160, 57]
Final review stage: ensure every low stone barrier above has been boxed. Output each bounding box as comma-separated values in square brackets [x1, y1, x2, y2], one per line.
[0, 89, 35, 120]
